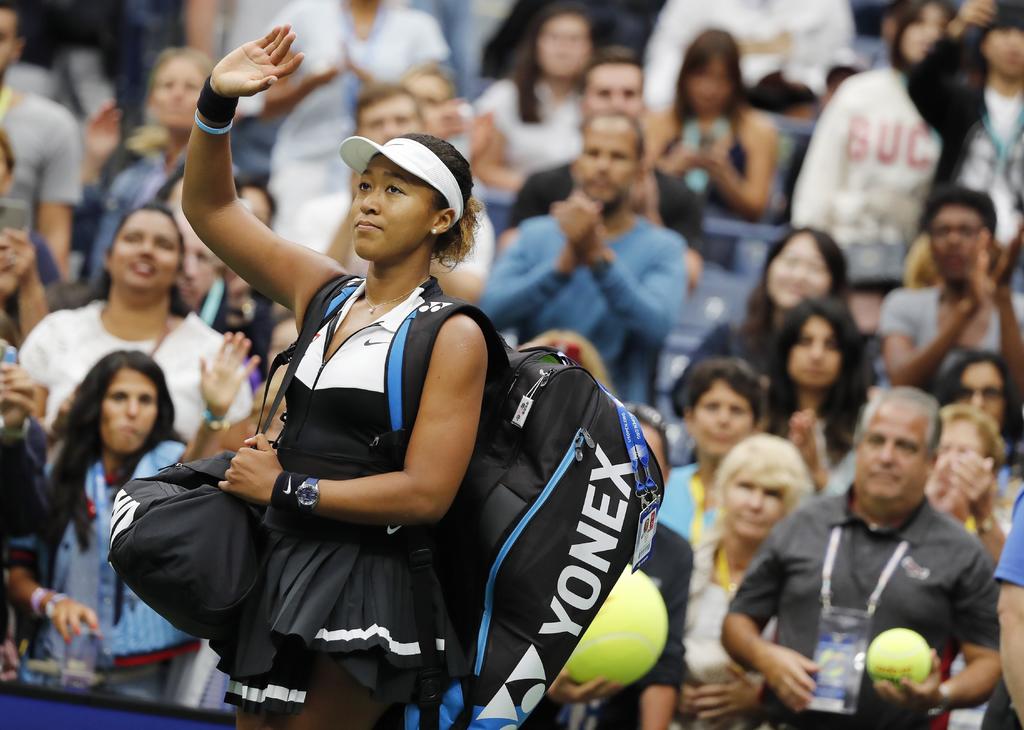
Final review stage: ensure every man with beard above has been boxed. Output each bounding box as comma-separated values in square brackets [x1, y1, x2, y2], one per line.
[879, 185, 1024, 391]
[480, 112, 686, 402]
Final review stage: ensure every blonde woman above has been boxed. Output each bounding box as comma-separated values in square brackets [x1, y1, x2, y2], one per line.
[679, 434, 812, 729]
[926, 403, 1007, 563]
[85, 48, 213, 275]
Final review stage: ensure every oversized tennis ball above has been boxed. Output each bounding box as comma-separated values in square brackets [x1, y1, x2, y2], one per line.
[564, 568, 669, 686]
[866, 628, 932, 684]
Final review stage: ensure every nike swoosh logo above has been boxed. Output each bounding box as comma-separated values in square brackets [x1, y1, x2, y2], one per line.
[386, 525, 402, 535]
[283, 476, 292, 495]
[364, 339, 389, 347]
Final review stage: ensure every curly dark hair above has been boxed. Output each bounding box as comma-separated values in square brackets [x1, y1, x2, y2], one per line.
[398, 133, 483, 267]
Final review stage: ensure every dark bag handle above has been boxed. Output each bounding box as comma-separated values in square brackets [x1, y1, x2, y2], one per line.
[258, 276, 360, 435]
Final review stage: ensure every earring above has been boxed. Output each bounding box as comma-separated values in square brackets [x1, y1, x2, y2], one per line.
[431, 228, 438, 234]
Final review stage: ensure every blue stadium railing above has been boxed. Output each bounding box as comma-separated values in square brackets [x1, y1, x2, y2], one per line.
[0, 680, 232, 730]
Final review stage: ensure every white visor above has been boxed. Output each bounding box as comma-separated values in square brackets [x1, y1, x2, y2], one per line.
[339, 136, 464, 222]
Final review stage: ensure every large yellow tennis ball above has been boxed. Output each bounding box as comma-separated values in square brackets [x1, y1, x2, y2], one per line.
[564, 568, 669, 686]
[866, 628, 932, 684]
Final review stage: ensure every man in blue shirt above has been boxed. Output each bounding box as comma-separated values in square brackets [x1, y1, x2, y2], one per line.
[995, 487, 1024, 727]
[480, 112, 687, 402]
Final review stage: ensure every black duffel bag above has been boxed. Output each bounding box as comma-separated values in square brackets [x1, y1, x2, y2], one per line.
[108, 453, 262, 640]
[108, 277, 348, 641]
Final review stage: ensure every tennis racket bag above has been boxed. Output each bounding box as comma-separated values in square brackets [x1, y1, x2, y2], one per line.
[302, 276, 667, 730]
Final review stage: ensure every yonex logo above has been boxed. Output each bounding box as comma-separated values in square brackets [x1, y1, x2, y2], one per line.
[475, 644, 547, 725]
[418, 301, 455, 313]
[540, 444, 633, 638]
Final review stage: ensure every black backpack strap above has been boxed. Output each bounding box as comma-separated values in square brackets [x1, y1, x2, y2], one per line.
[258, 275, 362, 435]
[407, 527, 443, 730]
[385, 299, 509, 440]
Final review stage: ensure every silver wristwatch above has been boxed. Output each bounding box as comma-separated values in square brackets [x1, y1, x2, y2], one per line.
[295, 478, 320, 513]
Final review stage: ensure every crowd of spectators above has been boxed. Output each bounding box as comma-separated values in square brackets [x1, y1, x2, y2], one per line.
[4, 0, 1024, 728]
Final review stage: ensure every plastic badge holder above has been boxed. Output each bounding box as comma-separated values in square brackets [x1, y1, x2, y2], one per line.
[61, 630, 100, 691]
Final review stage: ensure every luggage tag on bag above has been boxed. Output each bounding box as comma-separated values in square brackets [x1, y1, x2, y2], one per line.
[632, 496, 659, 570]
[807, 606, 870, 714]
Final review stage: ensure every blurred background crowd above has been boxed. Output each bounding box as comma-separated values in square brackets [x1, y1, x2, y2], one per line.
[5, 0, 1024, 728]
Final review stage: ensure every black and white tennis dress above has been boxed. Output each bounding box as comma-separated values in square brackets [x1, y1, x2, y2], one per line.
[222, 280, 469, 714]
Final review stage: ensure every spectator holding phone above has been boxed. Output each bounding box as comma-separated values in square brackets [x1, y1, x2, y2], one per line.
[0, 345, 49, 654]
[0, 130, 50, 343]
[909, 0, 1024, 243]
[645, 30, 778, 222]
[0, 1, 82, 278]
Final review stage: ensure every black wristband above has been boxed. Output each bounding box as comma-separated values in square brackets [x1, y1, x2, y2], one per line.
[197, 76, 239, 127]
[272, 471, 308, 512]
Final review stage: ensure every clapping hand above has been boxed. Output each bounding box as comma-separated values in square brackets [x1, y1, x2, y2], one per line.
[200, 332, 261, 420]
[83, 101, 122, 173]
[788, 409, 828, 491]
[210, 25, 305, 99]
[680, 666, 763, 720]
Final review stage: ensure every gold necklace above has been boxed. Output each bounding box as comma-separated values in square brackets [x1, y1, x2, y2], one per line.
[364, 287, 416, 314]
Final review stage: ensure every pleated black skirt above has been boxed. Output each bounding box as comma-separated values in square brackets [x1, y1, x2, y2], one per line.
[220, 524, 468, 715]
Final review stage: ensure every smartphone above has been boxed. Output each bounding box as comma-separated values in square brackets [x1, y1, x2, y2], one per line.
[997, 0, 1024, 30]
[0, 198, 29, 231]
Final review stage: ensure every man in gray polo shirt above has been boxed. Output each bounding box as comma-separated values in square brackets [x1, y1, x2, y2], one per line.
[722, 387, 1000, 729]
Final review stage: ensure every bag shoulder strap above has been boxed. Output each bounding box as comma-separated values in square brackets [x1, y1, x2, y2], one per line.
[384, 297, 509, 436]
[259, 275, 362, 434]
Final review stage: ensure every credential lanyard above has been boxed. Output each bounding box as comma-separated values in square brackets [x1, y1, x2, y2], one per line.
[89, 462, 117, 632]
[820, 526, 908, 617]
[981, 107, 1024, 180]
[601, 385, 658, 498]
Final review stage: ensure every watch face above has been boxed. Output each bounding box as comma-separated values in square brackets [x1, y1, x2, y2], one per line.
[296, 481, 319, 508]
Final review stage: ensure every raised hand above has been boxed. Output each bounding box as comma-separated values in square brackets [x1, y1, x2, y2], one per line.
[210, 25, 305, 99]
[83, 100, 122, 172]
[992, 225, 1024, 293]
[949, 0, 996, 39]
[200, 332, 261, 419]
[0, 363, 36, 434]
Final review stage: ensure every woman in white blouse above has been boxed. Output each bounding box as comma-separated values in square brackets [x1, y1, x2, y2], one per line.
[679, 434, 812, 729]
[473, 3, 592, 192]
[21, 204, 253, 441]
